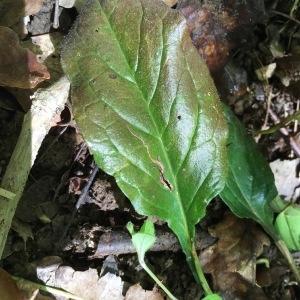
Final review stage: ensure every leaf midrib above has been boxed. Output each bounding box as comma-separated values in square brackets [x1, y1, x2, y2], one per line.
[102, 1, 191, 243]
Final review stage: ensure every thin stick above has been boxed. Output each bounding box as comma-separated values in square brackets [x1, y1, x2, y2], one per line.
[56, 165, 99, 249]
[270, 9, 300, 25]
[53, 0, 60, 29]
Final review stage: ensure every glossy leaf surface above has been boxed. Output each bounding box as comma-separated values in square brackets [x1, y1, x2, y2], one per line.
[61, 0, 227, 266]
[220, 104, 277, 229]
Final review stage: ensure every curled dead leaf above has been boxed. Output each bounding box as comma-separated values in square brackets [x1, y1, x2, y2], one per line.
[200, 212, 270, 281]
[125, 284, 164, 300]
[0, 26, 50, 88]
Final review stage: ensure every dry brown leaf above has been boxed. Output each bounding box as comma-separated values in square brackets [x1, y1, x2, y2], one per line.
[270, 158, 300, 201]
[54, 267, 124, 300]
[0, 26, 50, 89]
[212, 272, 268, 300]
[0, 0, 43, 27]
[125, 284, 165, 300]
[200, 211, 270, 283]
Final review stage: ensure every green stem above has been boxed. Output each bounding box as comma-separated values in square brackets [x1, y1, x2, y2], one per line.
[266, 229, 300, 283]
[274, 239, 300, 282]
[187, 242, 213, 295]
[140, 261, 178, 300]
[252, 109, 300, 135]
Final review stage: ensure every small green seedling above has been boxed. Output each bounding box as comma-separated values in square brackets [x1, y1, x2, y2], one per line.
[127, 221, 221, 300]
[127, 221, 178, 300]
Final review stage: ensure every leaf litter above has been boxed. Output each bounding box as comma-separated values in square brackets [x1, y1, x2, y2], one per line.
[0, 26, 50, 89]
[0, 0, 300, 299]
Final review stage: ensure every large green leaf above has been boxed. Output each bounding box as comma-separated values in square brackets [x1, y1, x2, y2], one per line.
[219, 104, 277, 230]
[61, 0, 227, 276]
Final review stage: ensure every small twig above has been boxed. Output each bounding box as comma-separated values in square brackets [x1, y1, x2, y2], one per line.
[53, 0, 60, 29]
[263, 85, 272, 130]
[268, 109, 300, 157]
[254, 85, 274, 143]
[85, 228, 214, 258]
[56, 165, 99, 249]
[52, 142, 88, 201]
[294, 100, 299, 133]
[289, 137, 300, 157]
[270, 9, 300, 25]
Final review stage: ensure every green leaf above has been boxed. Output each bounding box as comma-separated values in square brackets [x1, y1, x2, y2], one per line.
[127, 221, 156, 262]
[61, 0, 227, 285]
[219, 104, 277, 230]
[275, 204, 300, 250]
[219, 105, 300, 283]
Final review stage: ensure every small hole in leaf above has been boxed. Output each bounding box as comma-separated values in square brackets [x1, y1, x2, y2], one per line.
[95, 28, 99, 32]
[177, 115, 181, 120]
[109, 74, 117, 79]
